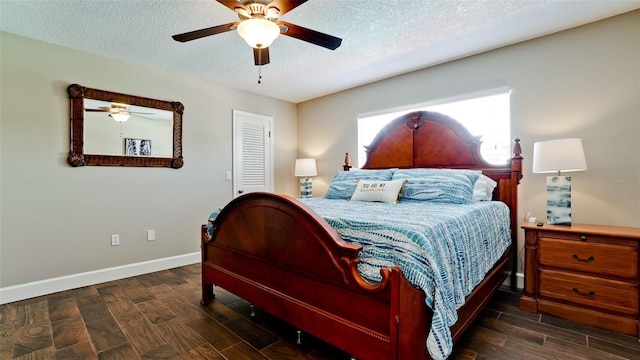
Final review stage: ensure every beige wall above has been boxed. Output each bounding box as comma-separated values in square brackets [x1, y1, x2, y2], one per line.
[298, 11, 640, 265]
[0, 33, 298, 288]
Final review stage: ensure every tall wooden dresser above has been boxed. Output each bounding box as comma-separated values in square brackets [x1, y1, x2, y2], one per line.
[520, 222, 640, 336]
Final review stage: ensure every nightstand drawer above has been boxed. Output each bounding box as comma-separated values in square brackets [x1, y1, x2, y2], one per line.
[540, 269, 638, 316]
[539, 238, 637, 280]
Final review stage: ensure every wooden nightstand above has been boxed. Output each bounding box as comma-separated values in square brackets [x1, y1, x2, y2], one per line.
[520, 222, 640, 337]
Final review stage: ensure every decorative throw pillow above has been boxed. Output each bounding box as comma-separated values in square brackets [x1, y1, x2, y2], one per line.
[350, 179, 406, 203]
[391, 168, 481, 204]
[325, 168, 396, 199]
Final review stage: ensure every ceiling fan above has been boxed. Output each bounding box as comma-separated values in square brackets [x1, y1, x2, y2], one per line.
[171, 0, 342, 68]
[85, 103, 154, 123]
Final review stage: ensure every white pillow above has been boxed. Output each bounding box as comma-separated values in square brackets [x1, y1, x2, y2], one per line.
[350, 179, 405, 203]
[473, 174, 498, 201]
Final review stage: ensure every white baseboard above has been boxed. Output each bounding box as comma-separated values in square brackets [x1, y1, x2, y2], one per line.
[0, 252, 200, 305]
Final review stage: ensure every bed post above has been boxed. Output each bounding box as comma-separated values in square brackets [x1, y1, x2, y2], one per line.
[201, 224, 215, 305]
[510, 139, 523, 290]
[343, 152, 352, 171]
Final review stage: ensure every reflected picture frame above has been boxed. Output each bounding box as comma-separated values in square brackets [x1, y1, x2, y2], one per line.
[125, 138, 152, 156]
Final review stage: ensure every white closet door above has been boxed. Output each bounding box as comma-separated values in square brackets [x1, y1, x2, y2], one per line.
[232, 110, 273, 198]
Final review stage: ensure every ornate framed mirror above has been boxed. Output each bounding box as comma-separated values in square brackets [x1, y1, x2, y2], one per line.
[67, 84, 183, 168]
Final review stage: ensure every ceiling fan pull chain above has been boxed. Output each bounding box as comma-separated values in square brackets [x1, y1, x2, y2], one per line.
[257, 48, 263, 84]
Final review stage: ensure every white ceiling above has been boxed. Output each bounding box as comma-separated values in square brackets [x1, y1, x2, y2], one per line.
[1, 1, 638, 103]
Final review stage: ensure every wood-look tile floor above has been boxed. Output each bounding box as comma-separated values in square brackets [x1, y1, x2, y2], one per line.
[1, 264, 639, 360]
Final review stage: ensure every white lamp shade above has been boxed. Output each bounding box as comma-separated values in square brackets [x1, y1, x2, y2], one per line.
[237, 18, 280, 48]
[532, 138, 587, 174]
[294, 158, 317, 177]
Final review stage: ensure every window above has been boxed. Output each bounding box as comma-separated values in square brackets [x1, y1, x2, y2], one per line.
[357, 90, 510, 167]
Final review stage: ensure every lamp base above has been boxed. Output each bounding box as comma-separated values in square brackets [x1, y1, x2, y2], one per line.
[546, 175, 572, 225]
[299, 177, 312, 198]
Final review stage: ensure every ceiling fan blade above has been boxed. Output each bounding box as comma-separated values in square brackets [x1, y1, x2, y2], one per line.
[216, 0, 247, 13]
[172, 22, 237, 43]
[278, 21, 342, 50]
[85, 108, 110, 112]
[253, 47, 270, 66]
[266, 0, 308, 16]
[133, 115, 156, 121]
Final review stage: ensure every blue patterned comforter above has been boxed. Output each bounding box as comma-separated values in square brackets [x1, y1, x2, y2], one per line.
[209, 198, 511, 360]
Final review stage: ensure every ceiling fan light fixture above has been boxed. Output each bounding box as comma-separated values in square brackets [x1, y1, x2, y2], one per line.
[237, 18, 280, 48]
[109, 112, 131, 123]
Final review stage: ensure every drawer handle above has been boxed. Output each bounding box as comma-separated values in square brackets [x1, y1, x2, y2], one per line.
[572, 287, 595, 297]
[572, 254, 594, 262]
[580, 235, 587, 241]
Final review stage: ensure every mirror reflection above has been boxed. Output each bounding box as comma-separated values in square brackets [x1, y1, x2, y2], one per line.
[84, 99, 174, 157]
[67, 84, 183, 168]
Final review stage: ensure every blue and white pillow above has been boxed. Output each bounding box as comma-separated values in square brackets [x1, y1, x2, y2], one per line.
[325, 169, 396, 199]
[392, 168, 481, 204]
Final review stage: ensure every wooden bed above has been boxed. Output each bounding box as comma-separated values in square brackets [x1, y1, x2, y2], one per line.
[201, 111, 523, 359]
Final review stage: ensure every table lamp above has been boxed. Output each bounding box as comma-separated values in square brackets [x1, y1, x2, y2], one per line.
[532, 138, 587, 225]
[295, 158, 317, 198]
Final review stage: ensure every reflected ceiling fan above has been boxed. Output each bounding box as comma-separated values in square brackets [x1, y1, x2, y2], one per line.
[171, 0, 342, 75]
[85, 103, 154, 123]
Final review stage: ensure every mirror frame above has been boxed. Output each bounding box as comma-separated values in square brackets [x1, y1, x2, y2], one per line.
[67, 84, 184, 168]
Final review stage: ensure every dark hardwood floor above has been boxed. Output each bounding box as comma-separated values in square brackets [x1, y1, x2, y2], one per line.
[1, 263, 639, 359]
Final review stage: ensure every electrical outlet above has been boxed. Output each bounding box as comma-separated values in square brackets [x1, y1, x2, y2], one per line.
[147, 229, 156, 241]
[111, 234, 120, 246]
[225, 171, 232, 181]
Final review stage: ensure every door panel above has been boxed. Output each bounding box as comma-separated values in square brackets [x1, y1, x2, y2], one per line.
[233, 110, 273, 197]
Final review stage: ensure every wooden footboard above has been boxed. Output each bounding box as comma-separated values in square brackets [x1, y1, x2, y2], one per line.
[201, 192, 510, 359]
[202, 192, 431, 359]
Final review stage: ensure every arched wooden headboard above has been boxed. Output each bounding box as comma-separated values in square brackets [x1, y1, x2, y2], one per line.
[356, 111, 523, 288]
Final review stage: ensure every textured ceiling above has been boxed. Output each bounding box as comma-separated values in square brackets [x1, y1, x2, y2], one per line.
[1, 0, 638, 103]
